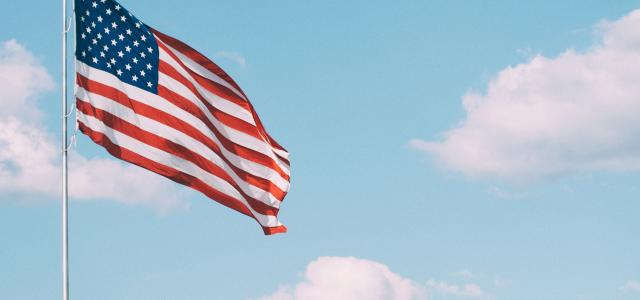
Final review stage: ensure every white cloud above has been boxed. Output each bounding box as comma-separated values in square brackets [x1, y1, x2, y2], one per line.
[258, 257, 426, 300]
[411, 10, 640, 182]
[620, 281, 640, 293]
[0, 39, 188, 213]
[68, 152, 190, 213]
[0, 40, 53, 121]
[214, 51, 247, 68]
[426, 279, 486, 299]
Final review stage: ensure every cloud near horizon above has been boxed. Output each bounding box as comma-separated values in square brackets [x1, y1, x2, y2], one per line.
[0, 39, 188, 213]
[258, 256, 489, 300]
[411, 9, 640, 183]
[258, 257, 426, 300]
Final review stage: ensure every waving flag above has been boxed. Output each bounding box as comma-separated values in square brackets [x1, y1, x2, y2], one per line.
[74, 0, 291, 234]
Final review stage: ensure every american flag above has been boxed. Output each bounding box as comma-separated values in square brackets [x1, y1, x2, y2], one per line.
[74, 0, 291, 234]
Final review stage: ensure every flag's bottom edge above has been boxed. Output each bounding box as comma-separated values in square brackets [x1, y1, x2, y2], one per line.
[263, 225, 287, 235]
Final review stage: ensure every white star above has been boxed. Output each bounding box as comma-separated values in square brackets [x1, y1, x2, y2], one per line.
[146, 63, 152, 70]
[132, 57, 138, 64]
[126, 29, 132, 35]
[91, 22, 96, 28]
[147, 81, 153, 88]
[132, 75, 138, 81]
[140, 35, 147, 42]
[97, 33, 102, 39]
[103, 45, 109, 51]
[92, 57, 98, 63]
[110, 58, 116, 64]
[125, 64, 132, 70]
[100, 0, 106, 3]
[106, 8, 112, 15]
[85, 10, 90, 16]
[147, 47, 154, 53]
[81, 16, 85, 22]
[81, 51, 86, 57]
[133, 40, 140, 47]
[85, 27, 91, 33]
[81, 33, 86, 39]
[92, 2, 97, 8]
[135, 22, 141, 28]
[115, 5, 121, 11]
[120, 16, 127, 22]
[92, 39, 97, 45]
[140, 52, 146, 58]
[100, 51, 106, 58]
[140, 70, 146, 77]
[111, 39, 117, 46]
[116, 69, 123, 76]
[111, 22, 118, 29]
[97, 16, 103, 22]
[88, 46, 92, 51]
[104, 27, 110, 34]
[125, 46, 131, 52]
[117, 51, 124, 58]
[118, 34, 125, 41]
[106, 62, 111, 68]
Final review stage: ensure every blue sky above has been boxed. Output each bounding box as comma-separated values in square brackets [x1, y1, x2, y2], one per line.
[1, 1, 640, 299]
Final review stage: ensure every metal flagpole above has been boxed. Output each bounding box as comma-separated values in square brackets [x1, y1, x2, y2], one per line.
[61, 0, 69, 299]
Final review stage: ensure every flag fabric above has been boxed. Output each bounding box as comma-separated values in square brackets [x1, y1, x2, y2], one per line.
[74, 0, 291, 235]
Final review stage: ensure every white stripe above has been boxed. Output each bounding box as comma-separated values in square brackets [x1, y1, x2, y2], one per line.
[158, 50, 291, 166]
[157, 40, 290, 163]
[156, 36, 248, 101]
[157, 71, 292, 173]
[158, 47, 256, 125]
[75, 62, 289, 191]
[76, 60, 291, 176]
[76, 86, 286, 206]
[273, 148, 290, 160]
[78, 111, 281, 228]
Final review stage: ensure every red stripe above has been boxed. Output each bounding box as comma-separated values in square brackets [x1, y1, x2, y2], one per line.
[77, 73, 291, 182]
[78, 121, 286, 235]
[158, 60, 290, 166]
[156, 38, 250, 111]
[152, 29, 290, 161]
[263, 225, 287, 235]
[152, 28, 247, 99]
[76, 75, 288, 200]
[157, 60, 265, 141]
[77, 99, 281, 216]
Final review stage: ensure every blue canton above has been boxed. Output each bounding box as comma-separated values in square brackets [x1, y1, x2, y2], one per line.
[75, 0, 159, 93]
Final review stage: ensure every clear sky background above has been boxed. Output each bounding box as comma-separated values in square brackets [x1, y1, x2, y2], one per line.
[1, 1, 640, 299]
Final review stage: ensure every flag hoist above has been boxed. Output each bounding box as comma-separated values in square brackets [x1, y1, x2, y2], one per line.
[61, 0, 70, 299]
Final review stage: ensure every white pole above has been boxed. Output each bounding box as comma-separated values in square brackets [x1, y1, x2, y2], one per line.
[61, 0, 69, 299]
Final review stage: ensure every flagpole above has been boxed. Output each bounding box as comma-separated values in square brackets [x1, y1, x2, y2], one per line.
[61, 0, 69, 299]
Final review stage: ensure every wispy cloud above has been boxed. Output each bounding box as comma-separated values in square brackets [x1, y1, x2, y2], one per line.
[411, 9, 640, 183]
[620, 281, 640, 293]
[455, 269, 475, 279]
[426, 279, 486, 299]
[0, 39, 188, 213]
[487, 186, 525, 199]
[214, 51, 247, 69]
